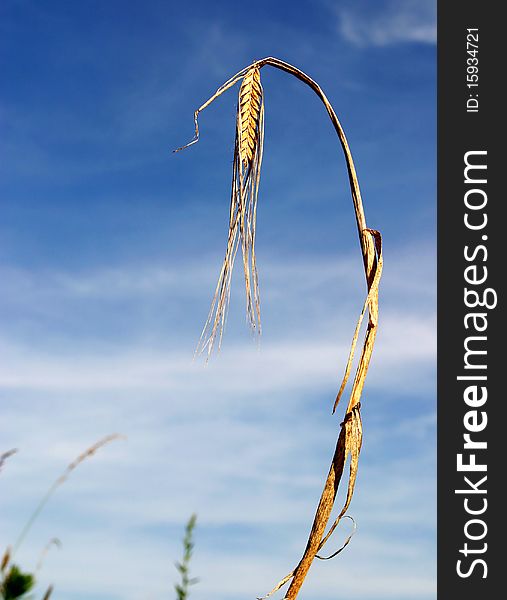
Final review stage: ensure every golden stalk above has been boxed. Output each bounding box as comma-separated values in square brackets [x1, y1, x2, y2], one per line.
[0, 548, 10, 574]
[175, 56, 382, 600]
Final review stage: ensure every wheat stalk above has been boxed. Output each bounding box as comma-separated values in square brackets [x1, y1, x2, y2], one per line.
[10, 434, 125, 560]
[175, 57, 382, 600]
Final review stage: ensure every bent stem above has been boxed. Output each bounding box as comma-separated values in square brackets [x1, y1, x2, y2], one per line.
[176, 57, 382, 600]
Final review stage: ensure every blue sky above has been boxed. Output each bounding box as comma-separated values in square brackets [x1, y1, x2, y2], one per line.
[0, 1, 436, 599]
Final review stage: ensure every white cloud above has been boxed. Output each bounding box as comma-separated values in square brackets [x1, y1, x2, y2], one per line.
[0, 240, 434, 342]
[0, 308, 434, 393]
[339, 1, 436, 47]
[0, 247, 435, 599]
[2, 427, 435, 599]
[2, 442, 435, 599]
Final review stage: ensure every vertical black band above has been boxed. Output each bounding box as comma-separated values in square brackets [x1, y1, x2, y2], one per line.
[438, 1, 503, 597]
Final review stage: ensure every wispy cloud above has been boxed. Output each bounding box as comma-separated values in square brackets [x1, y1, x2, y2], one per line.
[1, 412, 435, 600]
[338, 1, 436, 47]
[0, 311, 434, 397]
[1, 382, 435, 599]
[0, 243, 435, 398]
[0, 240, 434, 336]
[1, 247, 435, 599]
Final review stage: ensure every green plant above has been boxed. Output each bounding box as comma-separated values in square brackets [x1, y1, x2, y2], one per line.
[0, 564, 35, 600]
[1, 435, 123, 599]
[174, 514, 198, 600]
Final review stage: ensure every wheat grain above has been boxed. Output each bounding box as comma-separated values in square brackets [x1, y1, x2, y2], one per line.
[238, 67, 262, 168]
[178, 67, 264, 357]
